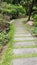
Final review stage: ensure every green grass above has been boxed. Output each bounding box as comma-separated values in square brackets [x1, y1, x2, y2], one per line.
[12, 53, 37, 59]
[0, 22, 14, 65]
[13, 45, 37, 48]
[23, 22, 37, 36]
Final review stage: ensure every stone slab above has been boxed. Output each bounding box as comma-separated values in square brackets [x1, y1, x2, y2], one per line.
[14, 37, 35, 41]
[13, 57, 37, 65]
[14, 34, 32, 37]
[13, 48, 37, 55]
[14, 42, 36, 46]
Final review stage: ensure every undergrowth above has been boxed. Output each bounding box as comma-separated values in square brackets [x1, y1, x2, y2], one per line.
[0, 21, 14, 65]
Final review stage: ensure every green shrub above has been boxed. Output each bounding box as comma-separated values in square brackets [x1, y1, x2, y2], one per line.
[33, 14, 37, 27]
[18, 5, 26, 14]
[0, 20, 10, 32]
[0, 32, 9, 45]
[0, 20, 10, 45]
[32, 27, 37, 36]
[32, 14, 37, 36]
[0, 22, 10, 45]
[34, 14, 37, 22]
[34, 22, 37, 27]
[0, 2, 26, 19]
[12, 9, 19, 18]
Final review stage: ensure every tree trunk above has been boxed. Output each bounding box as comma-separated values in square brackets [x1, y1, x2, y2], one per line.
[28, 0, 35, 21]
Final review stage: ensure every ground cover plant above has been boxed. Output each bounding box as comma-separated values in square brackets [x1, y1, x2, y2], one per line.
[32, 14, 37, 36]
[0, 21, 14, 65]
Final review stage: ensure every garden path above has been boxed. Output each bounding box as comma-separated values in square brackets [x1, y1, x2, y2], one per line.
[12, 18, 37, 65]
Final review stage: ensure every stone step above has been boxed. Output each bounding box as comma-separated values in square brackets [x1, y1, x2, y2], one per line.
[14, 35, 37, 38]
[14, 37, 36, 41]
[15, 28, 29, 32]
[15, 28, 23, 30]
[15, 26, 24, 28]
[13, 48, 37, 55]
[13, 57, 37, 65]
[14, 42, 36, 46]
[14, 33, 32, 37]
[15, 30, 27, 33]
[14, 40, 37, 42]
[15, 29, 26, 31]
[15, 32, 29, 34]
[15, 30, 29, 34]
[15, 30, 29, 33]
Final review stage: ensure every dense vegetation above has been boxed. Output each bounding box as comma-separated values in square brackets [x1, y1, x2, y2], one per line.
[0, 16, 10, 50]
[0, 2, 26, 19]
[0, 0, 37, 47]
[32, 14, 37, 36]
[0, 0, 37, 49]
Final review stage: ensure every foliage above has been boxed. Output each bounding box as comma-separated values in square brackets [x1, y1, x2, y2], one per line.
[32, 14, 37, 36]
[0, 21, 10, 32]
[34, 21, 37, 27]
[33, 14, 37, 27]
[0, 22, 14, 65]
[34, 15, 37, 22]
[32, 27, 37, 36]
[18, 5, 26, 14]
[0, 32, 9, 45]
[0, 19, 10, 46]
[0, 2, 26, 19]
[1, 0, 37, 20]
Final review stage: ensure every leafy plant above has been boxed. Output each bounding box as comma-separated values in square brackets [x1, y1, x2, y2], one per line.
[34, 22, 37, 27]
[0, 2, 26, 19]
[18, 5, 26, 14]
[32, 27, 37, 36]
[34, 14, 37, 22]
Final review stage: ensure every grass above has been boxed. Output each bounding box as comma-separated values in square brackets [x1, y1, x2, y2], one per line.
[12, 53, 37, 59]
[0, 22, 14, 65]
[13, 45, 37, 48]
[23, 22, 37, 36]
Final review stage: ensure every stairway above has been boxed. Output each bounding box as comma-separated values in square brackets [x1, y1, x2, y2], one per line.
[12, 18, 37, 65]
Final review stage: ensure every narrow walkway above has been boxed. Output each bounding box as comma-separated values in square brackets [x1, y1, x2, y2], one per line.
[12, 18, 37, 65]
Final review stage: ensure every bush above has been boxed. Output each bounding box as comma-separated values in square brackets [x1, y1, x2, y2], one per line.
[0, 20, 10, 45]
[0, 32, 9, 45]
[18, 5, 26, 14]
[32, 27, 37, 36]
[0, 2, 26, 19]
[32, 11, 37, 17]
[33, 14, 37, 27]
[0, 20, 10, 33]
[32, 14, 37, 36]
[34, 14, 37, 22]
[12, 9, 19, 19]
[34, 22, 37, 27]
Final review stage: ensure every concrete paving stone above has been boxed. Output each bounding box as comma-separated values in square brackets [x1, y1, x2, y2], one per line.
[14, 31, 29, 34]
[15, 30, 29, 33]
[14, 42, 37, 46]
[13, 57, 37, 65]
[14, 33, 32, 36]
[15, 29, 25, 32]
[14, 37, 35, 41]
[14, 30, 30, 34]
[13, 48, 37, 55]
